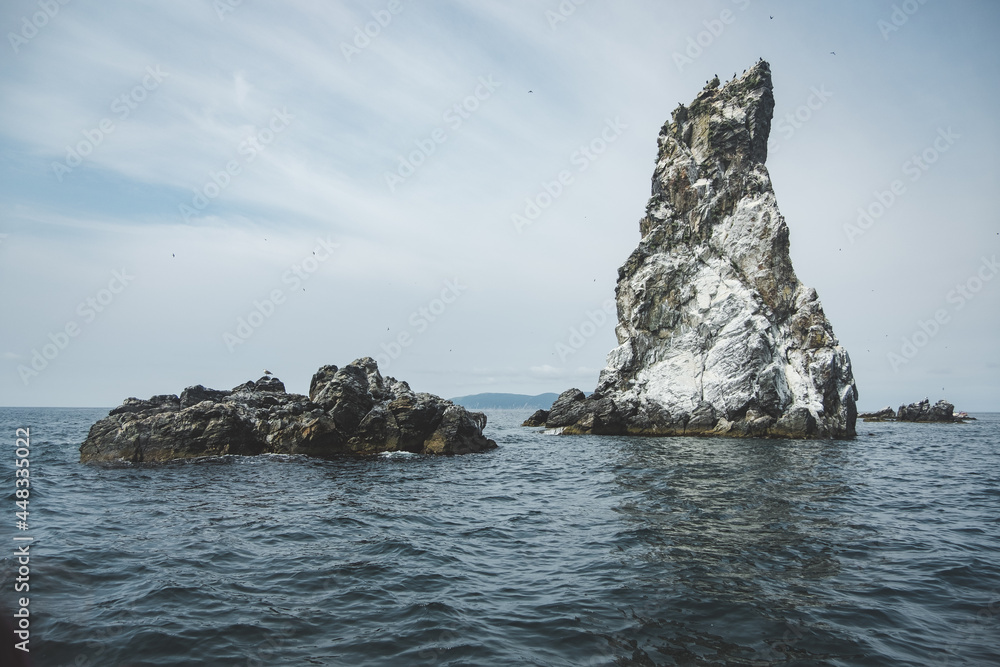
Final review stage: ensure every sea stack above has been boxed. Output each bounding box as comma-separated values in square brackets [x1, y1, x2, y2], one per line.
[544, 62, 858, 438]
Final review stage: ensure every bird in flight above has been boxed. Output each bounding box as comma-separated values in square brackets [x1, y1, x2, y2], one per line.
[830, 51, 836, 55]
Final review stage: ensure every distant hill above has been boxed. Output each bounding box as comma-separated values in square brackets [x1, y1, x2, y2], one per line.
[450, 392, 558, 410]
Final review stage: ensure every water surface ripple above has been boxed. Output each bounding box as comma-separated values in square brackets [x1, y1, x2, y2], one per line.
[1, 408, 998, 665]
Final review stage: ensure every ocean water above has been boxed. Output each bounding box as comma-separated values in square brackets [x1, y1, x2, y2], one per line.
[1, 408, 998, 667]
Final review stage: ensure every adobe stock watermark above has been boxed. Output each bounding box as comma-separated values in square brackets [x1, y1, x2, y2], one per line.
[767, 85, 833, 155]
[672, 0, 751, 73]
[223, 236, 339, 352]
[12, 427, 32, 655]
[213, 0, 244, 21]
[511, 117, 627, 234]
[68, 595, 141, 667]
[16, 269, 135, 385]
[375, 278, 467, 371]
[844, 126, 959, 244]
[340, 0, 407, 62]
[384, 75, 502, 193]
[244, 620, 298, 667]
[933, 590, 999, 666]
[416, 629, 462, 663]
[888, 254, 998, 372]
[749, 619, 813, 665]
[555, 299, 616, 361]
[545, 0, 586, 31]
[878, 0, 931, 41]
[179, 107, 293, 222]
[51, 65, 169, 182]
[7, 0, 71, 54]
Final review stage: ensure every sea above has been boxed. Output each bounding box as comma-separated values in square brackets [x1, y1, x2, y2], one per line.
[1, 407, 998, 666]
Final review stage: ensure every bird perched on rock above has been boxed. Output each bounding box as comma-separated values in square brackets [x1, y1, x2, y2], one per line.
[263, 369, 272, 376]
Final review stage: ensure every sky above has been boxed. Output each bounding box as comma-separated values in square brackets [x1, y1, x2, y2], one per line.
[1, 0, 998, 410]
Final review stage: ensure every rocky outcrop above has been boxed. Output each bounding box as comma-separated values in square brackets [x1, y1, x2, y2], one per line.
[858, 399, 971, 423]
[521, 409, 549, 427]
[897, 398, 955, 422]
[80, 358, 497, 463]
[536, 62, 858, 439]
[858, 406, 896, 422]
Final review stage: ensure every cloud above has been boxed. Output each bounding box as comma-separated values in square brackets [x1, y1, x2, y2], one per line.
[529, 364, 565, 378]
[0, 1, 997, 408]
[234, 71, 252, 109]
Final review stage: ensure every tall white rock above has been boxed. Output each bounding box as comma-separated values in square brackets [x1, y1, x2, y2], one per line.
[545, 62, 858, 438]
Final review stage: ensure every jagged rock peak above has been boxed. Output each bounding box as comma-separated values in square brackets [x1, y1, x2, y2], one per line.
[642, 60, 774, 242]
[535, 61, 858, 440]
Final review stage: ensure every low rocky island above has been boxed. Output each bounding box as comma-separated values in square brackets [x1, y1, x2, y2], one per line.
[80, 357, 497, 463]
[859, 398, 973, 423]
[528, 61, 858, 439]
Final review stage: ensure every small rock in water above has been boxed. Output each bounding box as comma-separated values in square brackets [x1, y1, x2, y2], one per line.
[856, 398, 970, 423]
[896, 398, 956, 422]
[80, 358, 497, 463]
[521, 409, 550, 427]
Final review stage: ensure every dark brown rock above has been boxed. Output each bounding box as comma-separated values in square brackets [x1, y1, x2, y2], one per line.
[422, 405, 496, 455]
[897, 398, 955, 422]
[858, 406, 895, 421]
[521, 409, 549, 427]
[80, 357, 497, 463]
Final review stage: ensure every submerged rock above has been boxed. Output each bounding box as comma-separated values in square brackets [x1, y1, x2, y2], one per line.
[541, 61, 858, 439]
[80, 358, 497, 463]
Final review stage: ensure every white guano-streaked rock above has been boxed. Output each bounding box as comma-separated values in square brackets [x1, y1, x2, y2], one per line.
[542, 63, 858, 439]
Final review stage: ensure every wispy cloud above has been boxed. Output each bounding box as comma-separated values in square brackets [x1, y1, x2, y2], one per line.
[1, 0, 997, 407]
